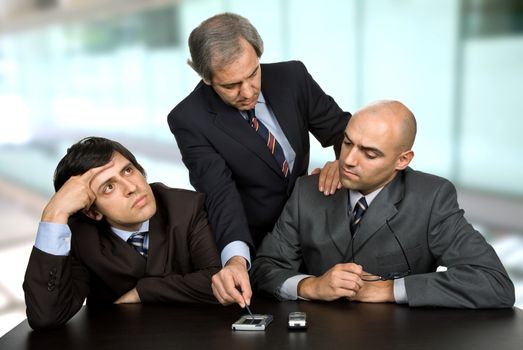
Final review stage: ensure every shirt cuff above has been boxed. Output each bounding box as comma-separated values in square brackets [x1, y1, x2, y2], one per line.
[34, 222, 72, 256]
[393, 277, 408, 304]
[278, 274, 311, 300]
[220, 241, 251, 270]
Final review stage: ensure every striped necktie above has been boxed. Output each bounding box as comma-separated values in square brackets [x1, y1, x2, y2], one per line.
[127, 232, 148, 258]
[246, 109, 289, 177]
[350, 197, 368, 235]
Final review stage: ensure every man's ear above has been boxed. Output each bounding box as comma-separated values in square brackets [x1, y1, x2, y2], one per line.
[396, 150, 414, 171]
[203, 78, 212, 86]
[82, 208, 103, 221]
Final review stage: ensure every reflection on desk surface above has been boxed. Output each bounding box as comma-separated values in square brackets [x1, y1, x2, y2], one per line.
[1, 300, 522, 350]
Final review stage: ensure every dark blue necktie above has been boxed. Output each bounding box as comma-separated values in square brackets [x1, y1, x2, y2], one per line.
[350, 197, 368, 234]
[247, 109, 289, 177]
[127, 232, 148, 258]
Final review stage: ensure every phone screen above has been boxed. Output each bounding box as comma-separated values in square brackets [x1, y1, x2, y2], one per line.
[240, 318, 263, 325]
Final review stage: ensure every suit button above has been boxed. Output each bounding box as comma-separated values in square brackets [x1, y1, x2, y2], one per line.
[47, 285, 55, 292]
[49, 267, 57, 276]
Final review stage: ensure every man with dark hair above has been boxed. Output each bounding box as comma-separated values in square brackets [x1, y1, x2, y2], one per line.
[168, 13, 351, 307]
[252, 100, 515, 308]
[23, 137, 221, 330]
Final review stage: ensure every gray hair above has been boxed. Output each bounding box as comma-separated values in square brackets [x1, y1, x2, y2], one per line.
[187, 13, 264, 82]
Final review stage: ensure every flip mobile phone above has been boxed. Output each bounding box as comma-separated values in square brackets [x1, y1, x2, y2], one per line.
[288, 311, 307, 329]
[231, 314, 273, 331]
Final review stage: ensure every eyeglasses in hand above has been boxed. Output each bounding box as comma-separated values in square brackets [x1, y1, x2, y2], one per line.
[351, 220, 411, 282]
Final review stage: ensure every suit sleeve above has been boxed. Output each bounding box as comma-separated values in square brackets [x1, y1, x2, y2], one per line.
[23, 247, 90, 329]
[251, 177, 305, 299]
[135, 196, 221, 304]
[168, 109, 253, 255]
[293, 61, 350, 158]
[404, 180, 515, 308]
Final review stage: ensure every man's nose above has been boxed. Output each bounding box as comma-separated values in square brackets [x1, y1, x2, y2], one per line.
[343, 147, 358, 167]
[239, 81, 254, 98]
[121, 178, 137, 195]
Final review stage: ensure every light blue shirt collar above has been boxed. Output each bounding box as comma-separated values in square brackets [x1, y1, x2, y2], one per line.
[240, 92, 267, 118]
[111, 220, 149, 242]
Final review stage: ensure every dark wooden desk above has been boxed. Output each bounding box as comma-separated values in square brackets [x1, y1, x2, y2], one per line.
[1, 299, 522, 350]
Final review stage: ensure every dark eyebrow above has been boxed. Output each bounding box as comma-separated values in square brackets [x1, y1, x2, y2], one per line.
[97, 162, 133, 192]
[343, 132, 384, 157]
[361, 145, 384, 157]
[248, 65, 259, 78]
[220, 81, 240, 88]
[97, 175, 115, 193]
[120, 162, 133, 173]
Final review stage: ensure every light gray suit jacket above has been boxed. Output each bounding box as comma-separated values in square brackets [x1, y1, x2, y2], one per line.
[251, 169, 515, 308]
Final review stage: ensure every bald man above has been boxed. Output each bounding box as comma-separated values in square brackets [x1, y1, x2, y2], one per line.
[251, 100, 515, 308]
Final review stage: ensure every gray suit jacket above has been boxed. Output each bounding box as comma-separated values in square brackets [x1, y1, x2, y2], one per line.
[251, 169, 515, 308]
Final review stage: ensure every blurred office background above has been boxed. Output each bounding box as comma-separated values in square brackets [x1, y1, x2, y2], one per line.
[0, 0, 522, 336]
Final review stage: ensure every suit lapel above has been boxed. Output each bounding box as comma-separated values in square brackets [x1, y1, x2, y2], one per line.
[203, 84, 284, 178]
[352, 173, 405, 257]
[325, 189, 352, 258]
[145, 203, 168, 275]
[76, 223, 146, 295]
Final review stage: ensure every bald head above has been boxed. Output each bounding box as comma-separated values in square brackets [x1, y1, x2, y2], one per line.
[353, 100, 417, 153]
[339, 100, 416, 194]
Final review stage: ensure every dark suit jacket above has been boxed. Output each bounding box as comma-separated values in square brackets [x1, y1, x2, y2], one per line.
[168, 61, 350, 252]
[23, 183, 221, 329]
[251, 170, 515, 308]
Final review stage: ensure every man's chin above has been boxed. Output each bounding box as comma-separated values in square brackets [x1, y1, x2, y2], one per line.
[340, 178, 356, 189]
[238, 103, 256, 111]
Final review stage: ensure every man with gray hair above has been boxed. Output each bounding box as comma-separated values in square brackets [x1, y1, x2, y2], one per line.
[167, 13, 351, 308]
